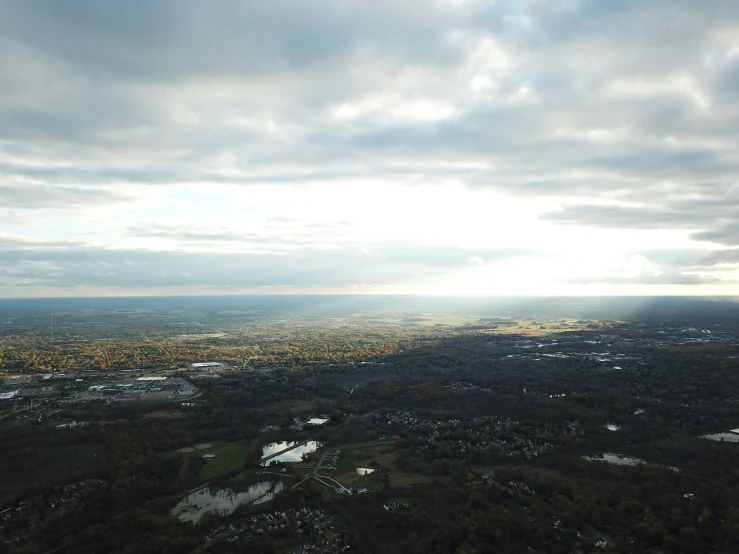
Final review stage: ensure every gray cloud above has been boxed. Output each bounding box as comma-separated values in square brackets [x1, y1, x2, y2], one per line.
[696, 248, 739, 266]
[568, 272, 726, 287]
[0, 182, 132, 209]
[602, 248, 739, 285]
[1, 0, 739, 290]
[542, 206, 698, 230]
[541, 186, 739, 249]
[0, 235, 87, 250]
[0, 238, 527, 290]
[124, 221, 356, 248]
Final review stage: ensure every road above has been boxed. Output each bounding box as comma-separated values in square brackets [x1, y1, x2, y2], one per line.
[482, 475, 518, 494]
[292, 439, 394, 493]
[313, 447, 335, 476]
[350, 377, 382, 394]
[351, 407, 382, 419]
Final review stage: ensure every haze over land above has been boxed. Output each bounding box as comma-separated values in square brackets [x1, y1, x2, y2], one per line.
[2, 0, 739, 297]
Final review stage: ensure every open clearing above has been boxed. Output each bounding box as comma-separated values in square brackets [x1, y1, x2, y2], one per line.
[177, 441, 254, 480]
[201, 441, 252, 479]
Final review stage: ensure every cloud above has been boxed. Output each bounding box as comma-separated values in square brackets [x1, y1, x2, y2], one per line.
[0, 181, 133, 209]
[542, 205, 696, 230]
[0, 1, 738, 293]
[571, 273, 726, 286]
[692, 224, 739, 247]
[541, 187, 739, 249]
[124, 221, 358, 250]
[0, 234, 86, 250]
[0, 238, 528, 291]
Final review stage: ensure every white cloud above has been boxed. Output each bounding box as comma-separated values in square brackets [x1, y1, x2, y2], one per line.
[0, 0, 738, 296]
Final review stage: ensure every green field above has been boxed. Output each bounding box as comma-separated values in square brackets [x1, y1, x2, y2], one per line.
[202, 441, 254, 479]
[178, 440, 253, 479]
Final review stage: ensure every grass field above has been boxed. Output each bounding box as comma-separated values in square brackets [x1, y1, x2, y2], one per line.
[177, 440, 253, 479]
[200, 441, 253, 479]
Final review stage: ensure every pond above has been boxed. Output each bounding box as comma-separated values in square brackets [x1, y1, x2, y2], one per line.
[356, 468, 376, 475]
[172, 481, 283, 522]
[584, 453, 645, 466]
[702, 432, 739, 443]
[260, 441, 322, 465]
[584, 453, 680, 472]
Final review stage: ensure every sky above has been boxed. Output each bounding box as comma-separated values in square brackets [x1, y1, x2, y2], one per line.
[1, 0, 739, 297]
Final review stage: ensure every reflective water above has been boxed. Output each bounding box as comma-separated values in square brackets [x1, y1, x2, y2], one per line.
[584, 453, 644, 466]
[702, 432, 739, 443]
[356, 468, 376, 475]
[260, 441, 322, 465]
[172, 481, 283, 522]
[584, 453, 679, 472]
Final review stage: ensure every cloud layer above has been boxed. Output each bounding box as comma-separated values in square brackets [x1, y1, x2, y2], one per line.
[1, 0, 739, 295]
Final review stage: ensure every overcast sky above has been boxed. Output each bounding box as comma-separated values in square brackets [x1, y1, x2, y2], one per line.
[1, 0, 739, 297]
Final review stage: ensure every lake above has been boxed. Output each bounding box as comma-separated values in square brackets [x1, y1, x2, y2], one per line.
[172, 481, 283, 522]
[260, 440, 322, 465]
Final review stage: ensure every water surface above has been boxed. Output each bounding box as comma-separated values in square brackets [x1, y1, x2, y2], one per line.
[260, 441, 321, 465]
[584, 453, 644, 466]
[172, 481, 283, 522]
[702, 432, 739, 443]
[584, 453, 679, 472]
